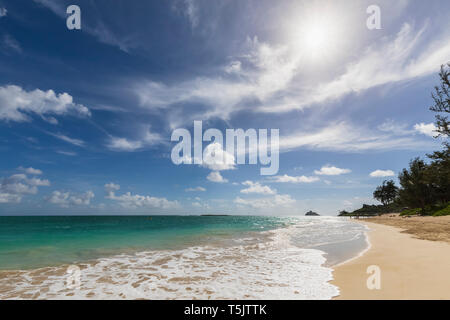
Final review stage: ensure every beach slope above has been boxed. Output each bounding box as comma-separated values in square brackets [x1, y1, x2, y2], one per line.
[332, 220, 450, 300]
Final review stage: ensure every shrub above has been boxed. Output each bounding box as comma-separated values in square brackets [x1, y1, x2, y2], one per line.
[400, 208, 422, 216]
[433, 203, 450, 216]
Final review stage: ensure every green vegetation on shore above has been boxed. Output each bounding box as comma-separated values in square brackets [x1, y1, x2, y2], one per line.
[340, 64, 450, 217]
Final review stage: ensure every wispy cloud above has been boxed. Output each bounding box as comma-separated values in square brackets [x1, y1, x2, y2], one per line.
[132, 22, 450, 126]
[0, 7, 7, 18]
[49, 133, 85, 147]
[279, 122, 439, 153]
[33, 0, 135, 52]
[106, 127, 163, 152]
[1, 34, 22, 54]
[185, 186, 206, 192]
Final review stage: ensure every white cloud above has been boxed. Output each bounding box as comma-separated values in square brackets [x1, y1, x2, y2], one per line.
[207, 171, 228, 183]
[107, 137, 142, 151]
[57, 150, 77, 156]
[104, 183, 179, 209]
[133, 22, 450, 125]
[183, 0, 199, 29]
[234, 194, 295, 209]
[185, 186, 206, 192]
[0, 85, 90, 122]
[270, 175, 319, 184]
[414, 123, 438, 137]
[104, 183, 120, 198]
[280, 122, 438, 153]
[27, 177, 50, 187]
[314, 165, 351, 176]
[202, 143, 236, 171]
[2, 34, 22, 54]
[224, 60, 242, 74]
[0, 7, 7, 17]
[46, 190, 94, 207]
[240, 181, 276, 195]
[19, 167, 43, 175]
[0, 171, 50, 203]
[49, 133, 85, 147]
[107, 127, 163, 152]
[370, 170, 395, 178]
[192, 201, 210, 209]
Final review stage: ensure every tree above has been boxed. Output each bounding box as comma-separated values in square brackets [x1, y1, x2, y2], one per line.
[430, 63, 450, 137]
[427, 144, 450, 204]
[373, 180, 398, 206]
[398, 158, 433, 211]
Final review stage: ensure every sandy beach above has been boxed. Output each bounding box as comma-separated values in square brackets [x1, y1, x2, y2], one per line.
[332, 216, 450, 300]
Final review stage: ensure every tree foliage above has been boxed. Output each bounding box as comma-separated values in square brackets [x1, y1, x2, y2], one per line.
[430, 63, 450, 137]
[373, 180, 398, 206]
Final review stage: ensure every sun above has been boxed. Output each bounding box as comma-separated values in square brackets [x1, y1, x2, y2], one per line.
[303, 22, 332, 53]
[285, 6, 348, 64]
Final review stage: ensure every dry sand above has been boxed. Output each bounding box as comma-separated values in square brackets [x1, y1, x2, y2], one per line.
[332, 217, 450, 300]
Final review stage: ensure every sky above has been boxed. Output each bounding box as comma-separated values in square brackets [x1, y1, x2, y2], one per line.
[0, 0, 449, 216]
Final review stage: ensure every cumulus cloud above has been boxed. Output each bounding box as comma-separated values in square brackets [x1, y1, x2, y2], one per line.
[314, 166, 351, 176]
[0, 170, 50, 203]
[46, 190, 94, 207]
[201, 143, 236, 171]
[104, 183, 120, 198]
[240, 181, 276, 195]
[414, 123, 438, 137]
[185, 186, 206, 192]
[104, 183, 179, 209]
[0, 7, 7, 17]
[234, 194, 295, 209]
[206, 171, 228, 183]
[0, 85, 90, 122]
[270, 175, 319, 183]
[370, 170, 395, 178]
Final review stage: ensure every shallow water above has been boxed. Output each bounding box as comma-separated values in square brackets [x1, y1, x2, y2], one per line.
[0, 216, 367, 299]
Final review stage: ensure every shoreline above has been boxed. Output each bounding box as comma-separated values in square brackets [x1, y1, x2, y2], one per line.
[331, 219, 450, 300]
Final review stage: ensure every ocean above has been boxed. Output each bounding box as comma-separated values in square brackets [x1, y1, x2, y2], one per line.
[0, 215, 368, 299]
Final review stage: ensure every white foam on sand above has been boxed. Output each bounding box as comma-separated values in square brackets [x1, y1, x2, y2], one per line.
[0, 226, 340, 300]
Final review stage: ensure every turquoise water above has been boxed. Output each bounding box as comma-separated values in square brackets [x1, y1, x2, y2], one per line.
[0, 215, 288, 270]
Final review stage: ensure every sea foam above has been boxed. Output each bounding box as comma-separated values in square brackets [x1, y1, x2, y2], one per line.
[0, 226, 340, 300]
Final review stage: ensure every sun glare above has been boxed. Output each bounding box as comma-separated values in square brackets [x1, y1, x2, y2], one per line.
[285, 6, 348, 64]
[303, 22, 332, 53]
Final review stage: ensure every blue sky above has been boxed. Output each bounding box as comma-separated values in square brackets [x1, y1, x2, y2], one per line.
[0, 0, 449, 215]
